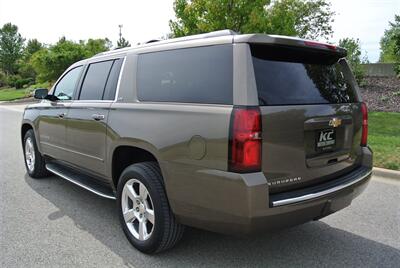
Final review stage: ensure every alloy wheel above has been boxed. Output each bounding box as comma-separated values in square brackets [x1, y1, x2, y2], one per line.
[121, 179, 155, 241]
[25, 137, 35, 172]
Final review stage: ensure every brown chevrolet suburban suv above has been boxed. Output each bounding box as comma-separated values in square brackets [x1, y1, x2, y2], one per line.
[21, 30, 373, 253]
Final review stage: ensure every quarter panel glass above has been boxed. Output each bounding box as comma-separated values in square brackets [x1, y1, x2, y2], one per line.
[137, 45, 233, 104]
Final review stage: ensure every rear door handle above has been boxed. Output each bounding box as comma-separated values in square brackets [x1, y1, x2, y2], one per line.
[92, 114, 105, 121]
[58, 112, 66, 118]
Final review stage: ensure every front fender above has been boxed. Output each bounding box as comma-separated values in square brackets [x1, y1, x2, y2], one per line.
[21, 107, 41, 153]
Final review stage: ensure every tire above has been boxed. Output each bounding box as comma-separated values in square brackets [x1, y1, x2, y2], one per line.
[117, 162, 184, 254]
[23, 129, 49, 178]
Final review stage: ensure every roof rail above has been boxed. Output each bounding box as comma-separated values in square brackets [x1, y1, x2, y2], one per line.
[94, 29, 237, 57]
[192, 29, 237, 38]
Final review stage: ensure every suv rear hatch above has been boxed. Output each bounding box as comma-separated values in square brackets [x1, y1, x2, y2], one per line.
[250, 43, 364, 194]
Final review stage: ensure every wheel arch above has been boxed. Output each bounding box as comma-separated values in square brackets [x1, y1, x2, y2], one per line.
[110, 144, 163, 190]
[21, 123, 33, 142]
[21, 122, 41, 152]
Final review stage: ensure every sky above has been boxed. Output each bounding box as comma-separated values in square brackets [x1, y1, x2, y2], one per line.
[0, 0, 399, 62]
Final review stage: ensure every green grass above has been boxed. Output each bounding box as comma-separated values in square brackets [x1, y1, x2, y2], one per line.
[0, 82, 50, 101]
[0, 87, 29, 101]
[368, 112, 400, 170]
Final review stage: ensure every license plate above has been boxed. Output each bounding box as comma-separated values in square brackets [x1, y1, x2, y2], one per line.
[316, 129, 336, 150]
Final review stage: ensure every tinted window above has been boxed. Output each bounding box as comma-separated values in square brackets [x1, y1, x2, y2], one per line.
[54, 66, 83, 100]
[103, 58, 123, 100]
[137, 45, 233, 104]
[79, 60, 113, 100]
[251, 45, 357, 105]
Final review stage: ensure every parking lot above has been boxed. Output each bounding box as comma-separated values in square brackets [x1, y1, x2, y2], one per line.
[1, 104, 399, 267]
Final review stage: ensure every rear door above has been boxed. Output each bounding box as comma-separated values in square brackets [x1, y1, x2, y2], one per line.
[250, 44, 363, 193]
[64, 58, 123, 178]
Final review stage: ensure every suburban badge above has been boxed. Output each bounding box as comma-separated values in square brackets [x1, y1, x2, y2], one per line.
[267, 177, 302, 186]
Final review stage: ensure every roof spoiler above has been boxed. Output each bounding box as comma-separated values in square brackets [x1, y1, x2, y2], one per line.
[234, 34, 347, 57]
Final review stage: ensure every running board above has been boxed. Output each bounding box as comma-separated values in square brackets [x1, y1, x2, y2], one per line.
[46, 163, 116, 200]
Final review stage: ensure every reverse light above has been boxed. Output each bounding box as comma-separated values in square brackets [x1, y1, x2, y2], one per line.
[361, 102, 368, 146]
[228, 106, 262, 173]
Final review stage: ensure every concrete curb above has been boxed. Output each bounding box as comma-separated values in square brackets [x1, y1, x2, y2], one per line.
[0, 98, 37, 106]
[373, 167, 400, 180]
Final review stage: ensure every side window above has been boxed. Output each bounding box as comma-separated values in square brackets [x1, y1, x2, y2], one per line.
[53, 66, 83, 100]
[103, 58, 123, 100]
[137, 45, 233, 104]
[79, 60, 114, 100]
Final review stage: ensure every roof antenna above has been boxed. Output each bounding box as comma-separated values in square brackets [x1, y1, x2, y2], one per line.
[118, 24, 123, 42]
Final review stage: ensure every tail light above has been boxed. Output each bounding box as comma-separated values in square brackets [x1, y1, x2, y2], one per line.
[228, 106, 262, 173]
[361, 102, 368, 146]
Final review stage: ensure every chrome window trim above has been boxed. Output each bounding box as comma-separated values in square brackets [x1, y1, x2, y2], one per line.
[131, 101, 233, 108]
[71, 100, 114, 103]
[72, 57, 126, 103]
[114, 56, 127, 102]
[64, 56, 126, 104]
[272, 170, 372, 207]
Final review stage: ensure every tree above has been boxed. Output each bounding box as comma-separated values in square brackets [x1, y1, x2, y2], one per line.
[84, 38, 112, 57]
[18, 39, 44, 80]
[379, 15, 400, 74]
[25, 39, 43, 56]
[0, 23, 25, 75]
[169, 0, 334, 40]
[30, 37, 112, 82]
[263, 0, 334, 40]
[31, 37, 87, 82]
[117, 37, 130, 48]
[339, 38, 366, 84]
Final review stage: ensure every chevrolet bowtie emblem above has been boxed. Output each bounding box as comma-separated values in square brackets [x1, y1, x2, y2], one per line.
[329, 118, 342, 128]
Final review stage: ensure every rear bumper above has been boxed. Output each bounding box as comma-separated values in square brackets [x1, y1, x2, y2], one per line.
[248, 167, 371, 234]
[269, 167, 371, 207]
[170, 147, 373, 235]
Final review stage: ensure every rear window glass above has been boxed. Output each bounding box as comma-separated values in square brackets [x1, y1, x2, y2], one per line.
[137, 45, 233, 104]
[251, 45, 357, 105]
[103, 58, 123, 100]
[79, 60, 113, 100]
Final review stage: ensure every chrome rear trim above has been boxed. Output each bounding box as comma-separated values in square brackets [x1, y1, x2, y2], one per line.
[272, 170, 372, 207]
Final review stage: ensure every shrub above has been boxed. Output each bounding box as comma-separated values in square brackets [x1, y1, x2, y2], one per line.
[0, 71, 6, 87]
[6, 74, 21, 87]
[15, 78, 34, 89]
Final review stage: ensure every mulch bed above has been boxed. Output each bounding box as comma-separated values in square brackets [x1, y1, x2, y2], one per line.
[359, 77, 400, 112]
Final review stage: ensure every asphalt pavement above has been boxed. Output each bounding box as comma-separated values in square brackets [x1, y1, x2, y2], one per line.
[1, 104, 399, 267]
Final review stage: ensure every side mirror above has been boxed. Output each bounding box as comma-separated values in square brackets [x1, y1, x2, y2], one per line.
[33, 88, 48, 99]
